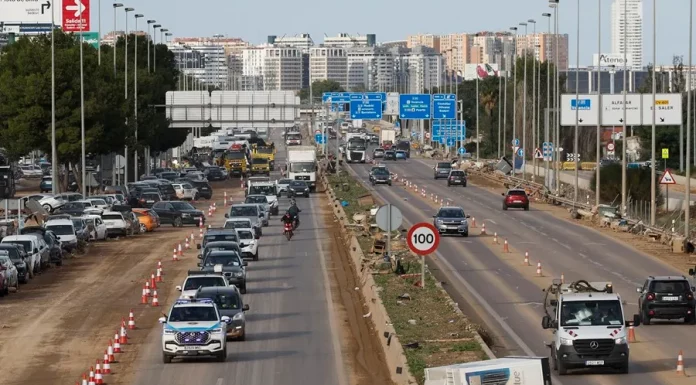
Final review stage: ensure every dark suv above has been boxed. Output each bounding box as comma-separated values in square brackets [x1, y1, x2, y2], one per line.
[433, 162, 452, 179]
[637, 276, 696, 325]
[502, 189, 530, 211]
[447, 170, 467, 187]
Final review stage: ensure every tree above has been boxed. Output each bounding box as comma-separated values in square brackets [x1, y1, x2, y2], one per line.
[590, 163, 663, 206]
[297, 79, 345, 102]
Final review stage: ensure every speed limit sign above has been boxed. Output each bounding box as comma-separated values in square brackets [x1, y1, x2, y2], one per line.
[607, 142, 615, 152]
[407, 223, 440, 255]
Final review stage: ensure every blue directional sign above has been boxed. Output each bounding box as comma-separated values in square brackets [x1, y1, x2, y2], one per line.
[458, 147, 467, 155]
[322, 92, 351, 103]
[350, 98, 383, 120]
[446, 138, 456, 146]
[395, 121, 401, 128]
[432, 121, 466, 143]
[433, 94, 456, 119]
[349, 93, 385, 102]
[570, 99, 592, 110]
[399, 94, 432, 119]
[542, 142, 554, 161]
[315, 134, 326, 144]
[512, 138, 520, 146]
[330, 104, 345, 112]
[517, 148, 525, 157]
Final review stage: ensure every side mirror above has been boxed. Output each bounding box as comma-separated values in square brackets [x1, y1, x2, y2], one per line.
[197, 262, 202, 267]
[636, 287, 643, 293]
[197, 244, 201, 250]
[224, 214, 229, 218]
[501, 193, 505, 196]
[432, 215, 437, 218]
[220, 315, 231, 323]
[175, 286, 182, 291]
[243, 304, 250, 311]
[549, 299, 558, 307]
[243, 261, 248, 266]
[158, 317, 167, 324]
[541, 315, 552, 329]
[465, 214, 471, 218]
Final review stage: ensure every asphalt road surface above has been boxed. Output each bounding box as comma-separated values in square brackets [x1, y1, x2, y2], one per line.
[131, 135, 349, 385]
[341, 144, 694, 385]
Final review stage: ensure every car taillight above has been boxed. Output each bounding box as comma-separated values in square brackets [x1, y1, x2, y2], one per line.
[687, 292, 694, 300]
[450, 177, 455, 180]
[646, 293, 655, 301]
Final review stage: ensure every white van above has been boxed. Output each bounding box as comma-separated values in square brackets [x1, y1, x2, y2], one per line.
[1, 235, 45, 277]
[44, 219, 78, 251]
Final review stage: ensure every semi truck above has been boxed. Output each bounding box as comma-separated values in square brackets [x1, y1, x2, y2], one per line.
[345, 137, 367, 163]
[287, 146, 317, 192]
[425, 357, 553, 385]
[380, 129, 396, 149]
[542, 279, 640, 375]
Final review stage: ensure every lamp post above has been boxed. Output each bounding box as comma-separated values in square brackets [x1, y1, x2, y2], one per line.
[160, 28, 169, 46]
[123, 7, 133, 185]
[573, 0, 580, 204]
[542, 12, 551, 188]
[550, 0, 560, 193]
[595, 0, 602, 207]
[519, 21, 528, 178]
[112, 3, 123, 76]
[510, 26, 519, 172]
[51, 3, 57, 193]
[621, 0, 628, 216]
[79, 1, 86, 196]
[98, 0, 102, 65]
[147, 19, 156, 72]
[685, 0, 693, 238]
[165, 32, 172, 43]
[649, 0, 657, 225]
[134, 13, 143, 182]
[528, 19, 537, 181]
[153, 24, 162, 72]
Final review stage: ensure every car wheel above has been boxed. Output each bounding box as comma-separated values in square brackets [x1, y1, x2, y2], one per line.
[216, 348, 227, 362]
[462, 232, 469, 237]
[463, 182, 467, 187]
[502, 204, 508, 211]
[641, 310, 651, 326]
[42, 204, 52, 212]
[238, 331, 246, 341]
[162, 353, 173, 364]
[56, 260, 62, 266]
[524, 205, 530, 211]
[685, 312, 696, 325]
[240, 285, 247, 294]
[253, 252, 259, 261]
[140, 223, 147, 233]
[173, 217, 183, 227]
[21, 275, 29, 284]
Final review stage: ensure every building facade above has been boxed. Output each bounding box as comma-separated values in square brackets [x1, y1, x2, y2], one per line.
[323, 33, 375, 48]
[263, 46, 303, 91]
[346, 46, 394, 92]
[516, 33, 569, 70]
[309, 47, 348, 89]
[406, 34, 441, 53]
[611, 0, 643, 70]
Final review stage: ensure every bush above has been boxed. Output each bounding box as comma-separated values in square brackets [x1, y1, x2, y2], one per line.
[590, 163, 663, 206]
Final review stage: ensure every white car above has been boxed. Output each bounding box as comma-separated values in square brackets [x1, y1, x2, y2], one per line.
[87, 198, 109, 211]
[76, 200, 104, 216]
[247, 183, 279, 214]
[1, 235, 44, 277]
[176, 272, 229, 299]
[223, 218, 259, 239]
[20, 164, 43, 178]
[44, 219, 78, 251]
[236, 228, 259, 261]
[22, 193, 64, 213]
[83, 214, 107, 240]
[274, 178, 292, 196]
[159, 298, 230, 363]
[172, 183, 196, 201]
[101, 211, 129, 237]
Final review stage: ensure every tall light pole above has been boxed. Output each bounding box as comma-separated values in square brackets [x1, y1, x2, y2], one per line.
[165, 32, 173, 43]
[520, 21, 528, 178]
[79, 0, 86, 196]
[595, 0, 602, 207]
[112, 3, 123, 76]
[621, 0, 628, 216]
[551, 0, 560, 193]
[686, 0, 693, 239]
[528, 19, 537, 181]
[98, 0, 102, 65]
[498, 63, 502, 158]
[147, 19, 156, 73]
[543, 12, 551, 188]
[134, 13, 143, 182]
[123, 7, 133, 185]
[153, 24, 162, 72]
[503, 52, 509, 158]
[50, 3, 57, 194]
[649, 0, 657, 225]
[160, 28, 168, 47]
[573, 0, 580, 204]
[510, 27, 519, 172]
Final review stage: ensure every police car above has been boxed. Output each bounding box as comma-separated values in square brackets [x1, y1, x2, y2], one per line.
[159, 298, 231, 363]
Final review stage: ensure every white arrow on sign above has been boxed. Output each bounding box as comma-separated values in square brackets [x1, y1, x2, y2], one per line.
[66, 0, 86, 17]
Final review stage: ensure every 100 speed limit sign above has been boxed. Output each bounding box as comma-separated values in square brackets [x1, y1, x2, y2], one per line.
[407, 223, 440, 255]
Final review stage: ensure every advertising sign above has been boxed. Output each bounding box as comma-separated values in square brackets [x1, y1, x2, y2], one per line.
[593, 53, 635, 68]
[62, 0, 90, 33]
[75, 31, 98, 49]
[0, 0, 61, 25]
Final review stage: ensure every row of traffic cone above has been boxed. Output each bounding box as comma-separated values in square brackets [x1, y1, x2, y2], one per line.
[141, 260, 165, 306]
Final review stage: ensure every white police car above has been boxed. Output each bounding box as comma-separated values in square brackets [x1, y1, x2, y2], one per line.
[159, 298, 231, 363]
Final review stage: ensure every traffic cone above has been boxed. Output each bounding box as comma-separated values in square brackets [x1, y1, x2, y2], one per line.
[199, 218, 203, 228]
[471, 217, 477, 228]
[157, 260, 164, 274]
[141, 285, 148, 304]
[560, 273, 565, 283]
[152, 290, 160, 307]
[113, 333, 122, 353]
[128, 309, 136, 329]
[156, 267, 163, 283]
[493, 232, 498, 244]
[213, 202, 217, 211]
[524, 252, 530, 266]
[150, 273, 157, 290]
[536, 261, 543, 277]
[503, 239, 510, 253]
[676, 350, 685, 375]
[107, 341, 116, 362]
[190, 231, 195, 244]
[95, 361, 103, 384]
[172, 248, 179, 262]
[627, 324, 636, 343]
[208, 224, 212, 230]
[177, 243, 183, 257]
[480, 223, 487, 235]
[224, 191, 228, 206]
[88, 367, 95, 384]
[185, 238, 190, 250]
[145, 281, 151, 296]
[199, 228, 203, 239]
[103, 351, 111, 374]
[81, 373, 88, 385]
[120, 324, 128, 345]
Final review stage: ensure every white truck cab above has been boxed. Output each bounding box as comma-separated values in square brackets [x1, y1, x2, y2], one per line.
[542, 279, 640, 375]
[159, 298, 230, 363]
[287, 146, 317, 192]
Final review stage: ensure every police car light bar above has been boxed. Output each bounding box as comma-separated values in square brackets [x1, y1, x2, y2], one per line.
[174, 298, 215, 305]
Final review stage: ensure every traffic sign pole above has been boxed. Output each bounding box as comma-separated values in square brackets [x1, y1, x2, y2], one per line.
[407, 223, 440, 289]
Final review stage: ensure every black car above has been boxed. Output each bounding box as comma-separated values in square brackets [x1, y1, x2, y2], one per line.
[637, 276, 696, 324]
[191, 180, 213, 200]
[369, 168, 392, 186]
[20, 226, 63, 265]
[287, 180, 310, 197]
[0, 244, 31, 283]
[373, 148, 385, 159]
[206, 167, 226, 181]
[55, 201, 88, 216]
[199, 250, 247, 293]
[156, 182, 178, 201]
[194, 286, 249, 340]
[151, 201, 205, 227]
[139, 192, 161, 208]
[384, 150, 396, 160]
[198, 241, 243, 260]
[447, 170, 467, 187]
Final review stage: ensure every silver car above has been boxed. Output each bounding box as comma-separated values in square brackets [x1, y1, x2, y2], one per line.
[433, 206, 470, 237]
[225, 204, 264, 234]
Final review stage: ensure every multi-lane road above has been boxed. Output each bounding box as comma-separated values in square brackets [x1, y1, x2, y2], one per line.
[341, 141, 694, 385]
[131, 134, 350, 385]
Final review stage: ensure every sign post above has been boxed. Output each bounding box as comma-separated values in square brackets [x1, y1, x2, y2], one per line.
[407, 223, 440, 289]
[660, 169, 676, 210]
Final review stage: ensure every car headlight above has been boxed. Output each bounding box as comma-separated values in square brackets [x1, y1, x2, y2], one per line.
[435, 219, 443, 225]
[164, 329, 177, 335]
[233, 312, 244, 320]
[560, 337, 574, 346]
[210, 328, 223, 333]
[460, 220, 467, 225]
[234, 272, 243, 277]
[181, 213, 190, 217]
[615, 337, 627, 345]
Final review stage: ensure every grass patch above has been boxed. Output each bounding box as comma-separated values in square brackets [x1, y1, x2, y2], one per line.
[328, 170, 485, 385]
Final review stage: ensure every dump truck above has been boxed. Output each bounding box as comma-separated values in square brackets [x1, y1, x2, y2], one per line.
[252, 145, 276, 170]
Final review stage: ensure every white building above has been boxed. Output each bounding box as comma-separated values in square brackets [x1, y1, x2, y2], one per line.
[242, 47, 267, 90]
[309, 47, 348, 89]
[263, 46, 303, 91]
[611, 0, 643, 70]
[323, 33, 376, 48]
[392, 46, 443, 94]
[346, 46, 394, 92]
[271, 34, 314, 52]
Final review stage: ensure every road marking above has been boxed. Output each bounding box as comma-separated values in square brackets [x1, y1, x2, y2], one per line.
[215, 378, 224, 385]
[485, 219, 498, 225]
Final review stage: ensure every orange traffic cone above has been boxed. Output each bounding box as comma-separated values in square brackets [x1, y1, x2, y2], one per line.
[224, 191, 228, 206]
[503, 239, 510, 253]
[676, 350, 685, 375]
[107, 342, 116, 362]
[150, 273, 157, 290]
[157, 260, 164, 274]
[536, 261, 543, 277]
[103, 351, 111, 374]
[177, 243, 183, 257]
[493, 232, 498, 244]
[81, 373, 88, 385]
[113, 333, 122, 353]
[152, 290, 160, 307]
[95, 361, 103, 384]
[480, 223, 486, 235]
[172, 248, 179, 262]
[128, 309, 136, 329]
[199, 228, 203, 239]
[471, 217, 477, 228]
[627, 324, 636, 342]
[120, 325, 127, 345]
[88, 367, 95, 384]
[560, 273, 565, 283]
[141, 285, 148, 304]
[145, 281, 151, 297]
[156, 268, 163, 283]
[185, 238, 190, 250]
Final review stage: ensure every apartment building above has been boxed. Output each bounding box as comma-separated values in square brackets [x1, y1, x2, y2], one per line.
[611, 0, 643, 70]
[268, 34, 314, 52]
[439, 33, 471, 75]
[516, 33, 569, 70]
[392, 46, 443, 94]
[406, 34, 441, 53]
[346, 46, 394, 91]
[323, 33, 376, 48]
[309, 47, 348, 89]
[263, 46, 303, 91]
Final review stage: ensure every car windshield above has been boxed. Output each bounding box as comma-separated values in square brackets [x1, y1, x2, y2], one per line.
[249, 185, 275, 195]
[102, 214, 123, 220]
[438, 209, 465, 218]
[230, 206, 257, 216]
[253, 158, 268, 164]
[199, 293, 241, 310]
[204, 255, 242, 267]
[171, 202, 195, 210]
[4, 241, 32, 252]
[237, 231, 254, 240]
[183, 277, 227, 291]
[290, 181, 308, 188]
[437, 162, 452, 169]
[289, 162, 315, 172]
[168, 306, 218, 322]
[652, 280, 690, 293]
[224, 221, 250, 229]
[560, 300, 624, 327]
[46, 225, 74, 235]
[374, 149, 384, 153]
[373, 168, 389, 176]
[1, 248, 21, 263]
[205, 234, 239, 243]
[278, 179, 292, 185]
[450, 171, 465, 176]
[142, 193, 160, 200]
[508, 190, 527, 196]
[91, 199, 107, 206]
[287, 133, 301, 140]
[246, 196, 266, 204]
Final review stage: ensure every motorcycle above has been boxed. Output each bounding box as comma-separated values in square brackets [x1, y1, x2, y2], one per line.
[284, 221, 294, 240]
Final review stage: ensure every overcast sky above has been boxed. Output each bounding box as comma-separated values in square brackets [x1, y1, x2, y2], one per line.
[92, 0, 687, 66]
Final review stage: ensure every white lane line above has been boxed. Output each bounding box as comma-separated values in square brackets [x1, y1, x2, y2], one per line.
[215, 378, 224, 385]
[485, 219, 498, 225]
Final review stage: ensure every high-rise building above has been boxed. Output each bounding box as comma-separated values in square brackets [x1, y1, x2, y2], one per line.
[323, 33, 376, 48]
[516, 33, 569, 70]
[611, 0, 643, 70]
[440, 33, 471, 75]
[407, 34, 441, 53]
[346, 46, 394, 91]
[309, 47, 348, 89]
[242, 47, 267, 90]
[263, 46, 303, 91]
[269, 34, 314, 52]
[392, 46, 443, 94]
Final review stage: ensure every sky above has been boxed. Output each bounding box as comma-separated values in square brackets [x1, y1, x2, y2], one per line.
[88, 0, 688, 66]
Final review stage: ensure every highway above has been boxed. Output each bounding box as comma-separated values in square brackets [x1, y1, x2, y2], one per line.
[341, 142, 694, 385]
[131, 133, 349, 385]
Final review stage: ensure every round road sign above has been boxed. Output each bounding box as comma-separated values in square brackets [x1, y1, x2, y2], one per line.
[407, 222, 440, 255]
[607, 142, 615, 152]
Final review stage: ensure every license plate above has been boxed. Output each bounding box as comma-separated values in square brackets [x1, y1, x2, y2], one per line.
[585, 360, 604, 366]
[514, 200, 522, 203]
[147, 200, 154, 203]
[185, 346, 203, 350]
[663, 296, 679, 301]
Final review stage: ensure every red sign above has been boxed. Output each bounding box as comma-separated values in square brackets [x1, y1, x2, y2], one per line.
[406, 222, 440, 255]
[659, 170, 676, 185]
[62, 0, 90, 33]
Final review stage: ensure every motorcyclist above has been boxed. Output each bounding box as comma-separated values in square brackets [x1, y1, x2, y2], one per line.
[280, 212, 294, 228]
[287, 199, 301, 227]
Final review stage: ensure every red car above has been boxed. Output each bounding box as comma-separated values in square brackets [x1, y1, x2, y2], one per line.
[502, 189, 529, 211]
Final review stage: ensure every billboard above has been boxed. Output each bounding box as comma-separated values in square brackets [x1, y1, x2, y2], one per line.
[463, 63, 500, 80]
[0, 0, 62, 25]
[592, 53, 634, 68]
[62, 0, 90, 33]
[75, 31, 99, 49]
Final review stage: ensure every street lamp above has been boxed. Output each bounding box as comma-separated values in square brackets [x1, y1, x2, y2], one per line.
[542, 12, 552, 188]
[549, 0, 560, 193]
[160, 28, 169, 45]
[594, 1, 602, 207]
[685, 0, 693, 238]
[165, 32, 173, 43]
[573, 0, 581, 205]
[134, 13, 143, 182]
[147, 19, 156, 72]
[112, 3, 123, 76]
[519, 21, 528, 178]
[50, 3, 57, 193]
[98, 0, 102, 65]
[510, 26, 519, 171]
[123, 7, 134, 185]
[79, 1, 86, 196]
[153, 24, 162, 72]
[528, 19, 537, 181]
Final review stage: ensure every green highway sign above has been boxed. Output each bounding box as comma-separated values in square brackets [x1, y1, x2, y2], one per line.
[75, 32, 100, 49]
